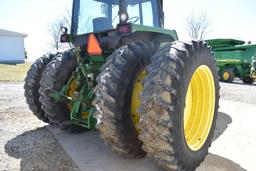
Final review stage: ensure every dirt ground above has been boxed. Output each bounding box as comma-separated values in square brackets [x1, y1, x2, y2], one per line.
[0, 82, 79, 171]
[0, 80, 255, 171]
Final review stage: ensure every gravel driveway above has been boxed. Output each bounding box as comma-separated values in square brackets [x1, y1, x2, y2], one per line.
[0, 82, 79, 171]
[0, 81, 255, 170]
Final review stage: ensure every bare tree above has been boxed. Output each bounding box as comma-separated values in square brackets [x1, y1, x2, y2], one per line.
[47, 8, 73, 52]
[186, 12, 212, 40]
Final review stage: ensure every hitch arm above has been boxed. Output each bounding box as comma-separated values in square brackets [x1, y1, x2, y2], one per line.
[43, 88, 72, 103]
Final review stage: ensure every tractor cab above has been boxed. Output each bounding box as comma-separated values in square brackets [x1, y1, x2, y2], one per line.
[71, 0, 163, 34]
[72, 0, 161, 35]
[62, 0, 177, 49]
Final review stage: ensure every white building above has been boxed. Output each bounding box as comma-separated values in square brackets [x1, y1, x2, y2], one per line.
[0, 29, 27, 64]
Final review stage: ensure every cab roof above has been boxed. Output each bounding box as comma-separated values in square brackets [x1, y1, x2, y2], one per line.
[95, 0, 152, 5]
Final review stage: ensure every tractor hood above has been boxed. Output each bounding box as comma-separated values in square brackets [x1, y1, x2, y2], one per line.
[63, 23, 178, 51]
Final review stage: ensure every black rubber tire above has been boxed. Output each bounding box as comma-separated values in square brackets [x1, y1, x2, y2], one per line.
[138, 41, 220, 171]
[24, 53, 56, 122]
[93, 42, 157, 158]
[221, 68, 235, 83]
[242, 77, 255, 84]
[39, 50, 76, 126]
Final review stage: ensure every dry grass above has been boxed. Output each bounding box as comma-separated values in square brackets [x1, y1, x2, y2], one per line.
[0, 63, 32, 81]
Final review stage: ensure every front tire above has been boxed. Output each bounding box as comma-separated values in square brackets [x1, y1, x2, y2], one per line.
[138, 41, 220, 170]
[93, 42, 156, 158]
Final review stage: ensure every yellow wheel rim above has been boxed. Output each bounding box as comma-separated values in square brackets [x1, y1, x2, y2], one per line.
[223, 72, 230, 80]
[183, 65, 215, 151]
[66, 79, 89, 119]
[131, 70, 147, 131]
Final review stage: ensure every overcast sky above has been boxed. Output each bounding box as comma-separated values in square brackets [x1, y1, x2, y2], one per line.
[0, 0, 256, 61]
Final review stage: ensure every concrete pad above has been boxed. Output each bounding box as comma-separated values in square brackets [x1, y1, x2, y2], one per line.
[48, 100, 255, 171]
[206, 100, 256, 171]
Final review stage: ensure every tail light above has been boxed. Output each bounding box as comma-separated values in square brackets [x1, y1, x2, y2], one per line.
[118, 24, 130, 34]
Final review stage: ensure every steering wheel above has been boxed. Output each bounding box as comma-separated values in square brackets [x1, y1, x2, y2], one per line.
[128, 16, 139, 23]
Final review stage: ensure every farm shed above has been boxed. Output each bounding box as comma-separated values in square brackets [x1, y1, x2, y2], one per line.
[0, 29, 27, 64]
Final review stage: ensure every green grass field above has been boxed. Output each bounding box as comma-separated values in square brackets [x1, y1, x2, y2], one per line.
[0, 63, 32, 81]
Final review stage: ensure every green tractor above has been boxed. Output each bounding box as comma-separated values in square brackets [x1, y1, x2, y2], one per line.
[24, 0, 219, 170]
[207, 39, 256, 84]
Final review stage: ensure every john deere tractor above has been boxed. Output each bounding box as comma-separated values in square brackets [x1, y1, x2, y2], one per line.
[24, 0, 219, 170]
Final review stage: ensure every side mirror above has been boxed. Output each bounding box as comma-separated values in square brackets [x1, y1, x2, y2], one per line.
[60, 27, 71, 43]
[61, 26, 68, 34]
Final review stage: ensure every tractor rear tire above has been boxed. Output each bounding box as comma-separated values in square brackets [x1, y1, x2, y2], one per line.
[138, 41, 220, 171]
[39, 50, 85, 133]
[24, 53, 56, 122]
[39, 51, 74, 125]
[242, 77, 254, 84]
[221, 69, 234, 83]
[39, 49, 88, 133]
[93, 42, 156, 158]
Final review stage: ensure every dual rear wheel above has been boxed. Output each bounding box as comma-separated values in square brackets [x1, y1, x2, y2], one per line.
[25, 40, 219, 170]
[24, 50, 87, 132]
[95, 41, 219, 170]
[24, 53, 56, 122]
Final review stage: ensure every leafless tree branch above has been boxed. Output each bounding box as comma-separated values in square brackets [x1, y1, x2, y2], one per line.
[186, 12, 212, 40]
[47, 8, 73, 52]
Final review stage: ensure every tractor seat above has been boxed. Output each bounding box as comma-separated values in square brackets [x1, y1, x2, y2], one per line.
[93, 17, 113, 32]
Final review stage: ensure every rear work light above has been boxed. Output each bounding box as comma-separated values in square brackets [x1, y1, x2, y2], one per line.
[118, 25, 130, 34]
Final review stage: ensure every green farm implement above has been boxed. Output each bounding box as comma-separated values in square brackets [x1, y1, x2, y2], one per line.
[207, 39, 256, 84]
[24, 0, 220, 170]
